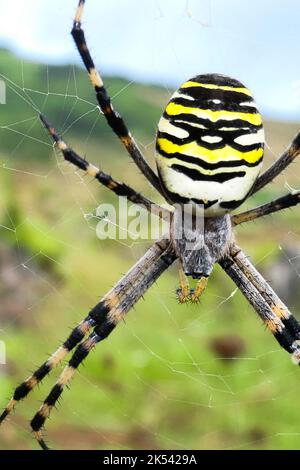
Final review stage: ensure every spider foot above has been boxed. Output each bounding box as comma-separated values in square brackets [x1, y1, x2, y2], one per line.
[189, 288, 198, 303]
[0, 398, 17, 424]
[34, 431, 51, 451]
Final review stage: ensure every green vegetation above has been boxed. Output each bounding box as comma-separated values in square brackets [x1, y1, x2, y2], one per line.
[1, 49, 300, 450]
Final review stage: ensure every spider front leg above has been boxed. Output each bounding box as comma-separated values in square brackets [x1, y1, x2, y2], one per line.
[232, 129, 300, 226]
[40, 114, 170, 221]
[251, 131, 300, 194]
[71, 0, 163, 195]
[28, 241, 176, 450]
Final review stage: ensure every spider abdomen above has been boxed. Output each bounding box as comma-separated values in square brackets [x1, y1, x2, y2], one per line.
[156, 73, 264, 216]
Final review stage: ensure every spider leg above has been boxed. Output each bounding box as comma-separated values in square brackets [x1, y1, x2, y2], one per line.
[0, 238, 174, 426]
[71, 0, 163, 195]
[29, 241, 176, 450]
[229, 244, 297, 323]
[40, 114, 170, 221]
[251, 131, 300, 194]
[219, 248, 300, 364]
[232, 191, 300, 225]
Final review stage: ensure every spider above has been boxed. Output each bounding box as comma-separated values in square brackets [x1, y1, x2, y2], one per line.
[1, 0, 300, 450]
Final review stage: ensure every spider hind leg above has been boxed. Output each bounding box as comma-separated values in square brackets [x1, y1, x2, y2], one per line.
[220, 245, 300, 365]
[173, 212, 232, 304]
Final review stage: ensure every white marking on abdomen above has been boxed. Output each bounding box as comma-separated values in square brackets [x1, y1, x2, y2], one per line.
[234, 129, 264, 146]
[240, 101, 257, 108]
[201, 135, 223, 144]
[219, 126, 251, 131]
[173, 91, 195, 101]
[175, 120, 208, 130]
[158, 117, 190, 139]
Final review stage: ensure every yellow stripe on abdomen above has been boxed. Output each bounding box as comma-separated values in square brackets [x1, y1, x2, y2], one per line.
[181, 81, 253, 97]
[165, 102, 262, 126]
[157, 138, 263, 164]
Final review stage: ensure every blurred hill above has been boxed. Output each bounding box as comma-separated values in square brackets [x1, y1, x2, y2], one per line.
[0, 48, 168, 162]
[1, 47, 300, 172]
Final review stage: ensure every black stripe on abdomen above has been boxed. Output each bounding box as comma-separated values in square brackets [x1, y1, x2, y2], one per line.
[157, 130, 263, 154]
[172, 96, 257, 115]
[170, 164, 246, 183]
[163, 112, 262, 133]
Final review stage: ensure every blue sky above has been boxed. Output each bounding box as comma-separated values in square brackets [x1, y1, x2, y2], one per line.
[1, 0, 300, 120]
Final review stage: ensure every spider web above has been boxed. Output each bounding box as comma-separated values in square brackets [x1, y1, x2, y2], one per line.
[1, 0, 300, 451]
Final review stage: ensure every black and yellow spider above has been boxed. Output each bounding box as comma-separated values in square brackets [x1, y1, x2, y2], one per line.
[1, 0, 300, 450]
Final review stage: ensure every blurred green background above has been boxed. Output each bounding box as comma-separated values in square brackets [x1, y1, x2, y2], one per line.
[1, 48, 300, 450]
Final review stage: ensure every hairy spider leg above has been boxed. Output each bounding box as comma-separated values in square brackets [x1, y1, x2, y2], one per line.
[232, 191, 300, 225]
[220, 252, 300, 364]
[40, 114, 169, 221]
[251, 131, 300, 194]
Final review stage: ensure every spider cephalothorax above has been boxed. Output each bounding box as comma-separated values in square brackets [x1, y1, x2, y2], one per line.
[170, 208, 233, 280]
[1, 0, 300, 451]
